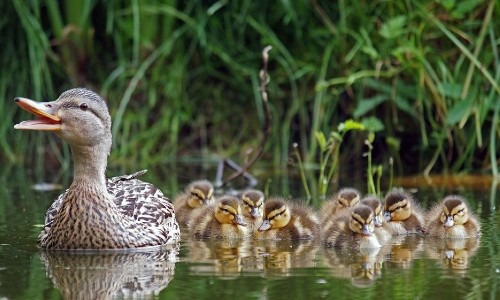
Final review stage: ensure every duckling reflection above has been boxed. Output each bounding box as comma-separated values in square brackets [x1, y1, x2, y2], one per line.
[253, 239, 321, 276]
[384, 235, 424, 270]
[425, 238, 479, 275]
[40, 247, 177, 300]
[185, 238, 252, 278]
[323, 246, 383, 287]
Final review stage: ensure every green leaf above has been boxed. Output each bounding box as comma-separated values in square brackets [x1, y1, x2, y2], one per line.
[446, 97, 473, 125]
[361, 116, 385, 132]
[315, 131, 327, 151]
[338, 119, 365, 133]
[438, 82, 462, 99]
[379, 16, 407, 39]
[353, 95, 388, 118]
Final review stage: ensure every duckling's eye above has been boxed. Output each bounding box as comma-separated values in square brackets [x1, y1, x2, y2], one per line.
[191, 192, 203, 200]
[80, 103, 88, 111]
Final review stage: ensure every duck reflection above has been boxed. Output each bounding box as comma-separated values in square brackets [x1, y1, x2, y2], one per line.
[425, 237, 479, 275]
[253, 239, 321, 276]
[185, 238, 253, 277]
[184, 238, 320, 276]
[323, 246, 384, 287]
[40, 246, 178, 300]
[384, 235, 424, 269]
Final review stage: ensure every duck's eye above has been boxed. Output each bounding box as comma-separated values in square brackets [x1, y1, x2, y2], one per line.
[80, 103, 88, 110]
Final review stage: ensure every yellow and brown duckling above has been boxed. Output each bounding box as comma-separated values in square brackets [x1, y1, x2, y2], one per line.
[239, 189, 265, 233]
[323, 205, 382, 249]
[174, 180, 214, 226]
[189, 195, 248, 239]
[383, 189, 425, 235]
[321, 187, 361, 217]
[360, 195, 391, 244]
[425, 195, 481, 238]
[255, 198, 320, 240]
[14, 88, 180, 249]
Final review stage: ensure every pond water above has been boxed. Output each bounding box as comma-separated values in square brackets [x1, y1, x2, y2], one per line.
[0, 163, 499, 299]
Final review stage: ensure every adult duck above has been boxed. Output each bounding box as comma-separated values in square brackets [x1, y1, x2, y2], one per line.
[14, 88, 180, 249]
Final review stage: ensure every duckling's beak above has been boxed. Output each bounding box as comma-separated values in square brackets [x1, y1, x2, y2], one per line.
[14, 97, 61, 131]
[360, 225, 373, 236]
[250, 207, 260, 218]
[383, 211, 391, 222]
[258, 220, 271, 232]
[373, 215, 383, 227]
[443, 215, 454, 228]
[233, 214, 247, 226]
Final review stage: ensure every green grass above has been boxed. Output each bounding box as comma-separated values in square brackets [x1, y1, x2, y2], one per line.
[1, 0, 498, 188]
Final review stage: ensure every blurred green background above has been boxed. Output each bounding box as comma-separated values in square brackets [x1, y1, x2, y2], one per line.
[1, 0, 499, 181]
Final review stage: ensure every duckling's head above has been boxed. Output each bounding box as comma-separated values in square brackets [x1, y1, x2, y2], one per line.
[258, 199, 291, 231]
[186, 180, 214, 209]
[361, 196, 383, 227]
[335, 187, 361, 208]
[383, 189, 413, 222]
[240, 189, 265, 219]
[14, 88, 112, 149]
[440, 195, 469, 227]
[349, 205, 375, 236]
[214, 196, 247, 226]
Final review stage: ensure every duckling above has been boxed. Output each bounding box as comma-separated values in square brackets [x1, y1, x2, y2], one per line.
[323, 205, 382, 249]
[189, 196, 247, 239]
[383, 189, 425, 235]
[360, 195, 391, 244]
[174, 180, 214, 226]
[320, 187, 361, 232]
[425, 195, 481, 238]
[321, 188, 361, 217]
[239, 189, 265, 233]
[255, 198, 320, 240]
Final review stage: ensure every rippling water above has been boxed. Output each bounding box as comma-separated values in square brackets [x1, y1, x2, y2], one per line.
[0, 166, 498, 299]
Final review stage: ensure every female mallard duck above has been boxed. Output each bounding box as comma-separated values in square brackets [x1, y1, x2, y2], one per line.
[255, 198, 320, 240]
[425, 195, 481, 238]
[323, 205, 382, 249]
[14, 88, 180, 249]
[383, 189, 425, 235]
[239, 189, 265, 233]
[360, 195, 391, 244]
[173, 180, 214, 226]
[188, 196, 247, 239]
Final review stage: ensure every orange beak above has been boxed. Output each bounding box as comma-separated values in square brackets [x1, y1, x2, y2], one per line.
[14, 97, 61, 131]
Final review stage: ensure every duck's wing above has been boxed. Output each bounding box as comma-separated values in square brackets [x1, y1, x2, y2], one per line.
[107, 173, 176, 227]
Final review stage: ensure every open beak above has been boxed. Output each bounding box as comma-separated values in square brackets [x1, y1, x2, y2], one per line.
[14, 97, 61, 131]
[233, 214, 247, 226]
[258, 219, 271, 232]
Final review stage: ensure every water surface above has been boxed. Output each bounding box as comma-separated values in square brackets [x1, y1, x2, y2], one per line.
[0, 165, 498, 299]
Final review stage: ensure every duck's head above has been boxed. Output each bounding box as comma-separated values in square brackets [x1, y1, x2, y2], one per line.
[14, 88, 112, 148]
[383, 189, 413, 222]
[187, 180, 214, 209]
[349, 205, 375, 236]
[240, 189, 265, 219]
[440, 195, 469, 228]
[258, 199, 291, 231]
[214, 196, 247, 226]
[335, 187, 361, 208]
[361, 196, 384, 227]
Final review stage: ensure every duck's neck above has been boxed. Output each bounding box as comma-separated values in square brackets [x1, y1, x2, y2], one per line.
[70, 141, 110, 190]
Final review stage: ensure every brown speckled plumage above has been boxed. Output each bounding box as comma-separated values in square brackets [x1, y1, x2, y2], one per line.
[15, 88, 180, 249]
